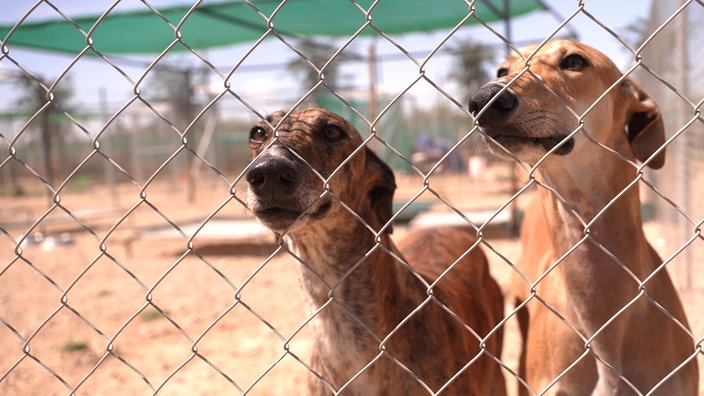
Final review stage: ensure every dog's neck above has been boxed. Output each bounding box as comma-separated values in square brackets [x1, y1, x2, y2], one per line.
[531, 138, 690, 392]
[285, 207, 397, 303]
[536, 148, 653, 324]
[539, 137, 647, 238]
[284, 206, 422, 370]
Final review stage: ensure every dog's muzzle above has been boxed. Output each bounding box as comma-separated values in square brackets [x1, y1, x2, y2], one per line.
[246, 150, 333, 232]
[246, 153, 300, 200]
[468, 83, 518, 129]
[469, 82, 574, 156]
[245, 151, 305, 230]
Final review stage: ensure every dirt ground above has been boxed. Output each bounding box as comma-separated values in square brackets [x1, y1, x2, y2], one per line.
[1, 165, 702, 395]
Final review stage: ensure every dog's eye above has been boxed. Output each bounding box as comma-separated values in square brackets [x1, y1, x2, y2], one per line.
[249, 126, 268, 143]
[560, 54, 588, 71]
[497, 68, 508, 77]
[323, 125, 346, 142]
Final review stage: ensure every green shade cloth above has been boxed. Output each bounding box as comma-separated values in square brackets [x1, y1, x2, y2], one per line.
[0, 0, 544, 55]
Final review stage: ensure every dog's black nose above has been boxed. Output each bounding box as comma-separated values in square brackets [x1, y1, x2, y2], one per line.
[246, 155, 300, 198]
[468, 83, 517, 127]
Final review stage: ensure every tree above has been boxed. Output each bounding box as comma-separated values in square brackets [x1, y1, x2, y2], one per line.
[620, 16, 649, 50]
[287, 38, 361, 105]
[446, 37, 497, 103]
[13, 73, 75, 186]
[143, 64, 215, 202]
[143, 65, 198, 130]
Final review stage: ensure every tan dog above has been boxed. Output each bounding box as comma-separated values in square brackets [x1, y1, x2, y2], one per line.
[246, 108, 506, 395]
[468, 39, 698, 395]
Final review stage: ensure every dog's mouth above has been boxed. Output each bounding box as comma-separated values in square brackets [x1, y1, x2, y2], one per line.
[252, 198, 333, 233]
[485, 132, 574, 156]
[256, 206, 301, 219]
[252, 205, 300, 232]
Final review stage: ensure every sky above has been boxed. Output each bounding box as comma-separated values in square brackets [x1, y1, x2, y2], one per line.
[0, 0, 653, 123]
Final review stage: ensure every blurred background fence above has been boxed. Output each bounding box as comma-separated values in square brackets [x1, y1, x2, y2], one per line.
[634, 0, 704, 291]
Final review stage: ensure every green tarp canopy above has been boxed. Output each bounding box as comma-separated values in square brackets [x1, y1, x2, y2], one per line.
[0, 0, 545, 55]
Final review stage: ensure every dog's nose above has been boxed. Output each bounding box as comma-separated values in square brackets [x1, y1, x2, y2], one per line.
[246, 155, 300, 198]
[468, 83, 517, 127]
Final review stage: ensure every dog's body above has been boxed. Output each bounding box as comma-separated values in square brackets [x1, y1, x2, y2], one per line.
[469, 39, 698, 395]
[246, 108, 506, 395]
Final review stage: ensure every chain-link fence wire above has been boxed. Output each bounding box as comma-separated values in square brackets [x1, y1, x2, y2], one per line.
[0, 1, 702, 395]
[633, 0, 704, 292]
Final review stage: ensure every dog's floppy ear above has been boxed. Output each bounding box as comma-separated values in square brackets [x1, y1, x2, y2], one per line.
[364, 147, 396, 233]
[624, 79, 666, 169]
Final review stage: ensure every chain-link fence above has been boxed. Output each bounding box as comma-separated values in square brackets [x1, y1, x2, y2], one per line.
[634, 0, 704, 292]
[1, 1, 702, 395]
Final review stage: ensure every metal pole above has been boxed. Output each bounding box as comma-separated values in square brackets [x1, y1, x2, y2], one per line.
[675, 0, 691, 289]
[504, 0, 520, 236]
[503, 0, 512, 57]
[369, 41, 378, 142]
[99, 87, 118, 208]
[368, 41, 379, 152]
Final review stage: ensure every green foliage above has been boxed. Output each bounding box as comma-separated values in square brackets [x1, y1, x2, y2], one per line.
[70, 175, 92, 191]
[140, 308, 167, 321]
[62, 340, 89, 352]
[12, 185, 25, 197]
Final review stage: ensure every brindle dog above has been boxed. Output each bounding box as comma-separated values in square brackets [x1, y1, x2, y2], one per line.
[246, 108, 506, 395]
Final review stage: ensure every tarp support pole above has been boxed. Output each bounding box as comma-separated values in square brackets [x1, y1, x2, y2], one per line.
[368, 41, 379, 151]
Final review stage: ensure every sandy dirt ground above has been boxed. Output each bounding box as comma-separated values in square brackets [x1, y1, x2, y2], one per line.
[1, 165, 702, 395]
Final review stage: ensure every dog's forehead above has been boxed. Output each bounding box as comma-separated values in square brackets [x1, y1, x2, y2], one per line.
[505, 39, 620, 76]
[263, 108, 362, 142]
